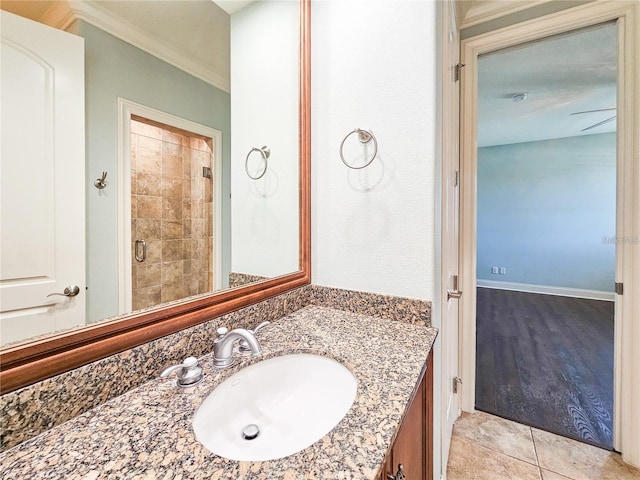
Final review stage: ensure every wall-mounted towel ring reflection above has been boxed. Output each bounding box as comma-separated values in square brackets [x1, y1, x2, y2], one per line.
[339, 128, 378, 169]
[245, 146, 271, 180]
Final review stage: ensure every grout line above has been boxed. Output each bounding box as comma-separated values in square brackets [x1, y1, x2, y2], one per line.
[531, 426, 541, 467]
[455, 432, 539, 468]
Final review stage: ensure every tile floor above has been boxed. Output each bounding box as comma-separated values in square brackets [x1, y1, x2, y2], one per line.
[446, 411, 640, 480]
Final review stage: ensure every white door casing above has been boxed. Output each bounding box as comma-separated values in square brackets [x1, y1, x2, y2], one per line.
[0, 11, 85, 346]
[117, 98, 223, 314]
[458, 1, 640, 467]
[439, 0, 462, 477]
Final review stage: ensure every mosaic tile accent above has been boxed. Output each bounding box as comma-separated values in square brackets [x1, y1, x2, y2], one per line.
[0, 305, 437, 479]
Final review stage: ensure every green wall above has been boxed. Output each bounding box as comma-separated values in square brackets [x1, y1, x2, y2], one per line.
[67, 20, 231, 323]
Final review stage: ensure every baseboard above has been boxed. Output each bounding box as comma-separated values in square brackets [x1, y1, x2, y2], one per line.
[476, 279, 615, 302]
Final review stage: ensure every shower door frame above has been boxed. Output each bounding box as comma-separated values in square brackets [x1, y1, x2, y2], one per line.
[117, 98, 223, 314]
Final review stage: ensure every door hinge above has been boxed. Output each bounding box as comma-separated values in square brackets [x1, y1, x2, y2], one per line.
[455, 170, 459, 187]
[453, 376, 462, 394]
[455, 63, 466, 82]
[615, 282, 623, 295]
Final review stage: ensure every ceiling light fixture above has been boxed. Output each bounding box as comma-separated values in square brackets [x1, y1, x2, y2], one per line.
[512, 93, 528, 102]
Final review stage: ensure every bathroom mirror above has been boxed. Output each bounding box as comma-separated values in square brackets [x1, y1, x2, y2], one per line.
[0, 0, 310, 394]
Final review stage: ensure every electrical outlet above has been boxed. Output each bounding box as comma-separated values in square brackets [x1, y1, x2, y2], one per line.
[499, 267, 507, 275]
[491, 267, 498, 274]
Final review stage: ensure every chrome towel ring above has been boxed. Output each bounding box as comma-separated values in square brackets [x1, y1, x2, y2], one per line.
[245, 146, 271, 180]
[339, 128, 377, 169]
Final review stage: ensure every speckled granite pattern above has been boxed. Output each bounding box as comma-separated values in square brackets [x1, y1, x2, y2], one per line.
[0, 287, 311, 452]
[0, 285, 432, 453]
[0, 306, 437, 479]
[308, 285, 432, 326]
[228, 272, 269, 288]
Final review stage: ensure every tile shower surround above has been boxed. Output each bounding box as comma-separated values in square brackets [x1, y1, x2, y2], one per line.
[130, 118, 215, 311]
[0, 285, 432, 451]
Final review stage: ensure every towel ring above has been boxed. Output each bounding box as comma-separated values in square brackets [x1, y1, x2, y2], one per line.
[245, 146, 270, 180]
[339, 128, 377, 169]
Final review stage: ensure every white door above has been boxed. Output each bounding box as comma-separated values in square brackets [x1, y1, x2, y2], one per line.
[0, 11, 85, 346]
[440, 0, 461, 475]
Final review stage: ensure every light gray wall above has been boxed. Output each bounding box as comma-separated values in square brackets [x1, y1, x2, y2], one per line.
[67, 20, 231, 323]
[477, 133, 616, 292]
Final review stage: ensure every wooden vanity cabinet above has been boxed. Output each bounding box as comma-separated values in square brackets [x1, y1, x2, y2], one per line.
[379, 351, 434, 480]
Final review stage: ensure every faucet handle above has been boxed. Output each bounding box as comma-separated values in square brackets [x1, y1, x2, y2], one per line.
[239, 321, 270, 353]
[161, 356, 203, 387]
[216, 327, 228, 340]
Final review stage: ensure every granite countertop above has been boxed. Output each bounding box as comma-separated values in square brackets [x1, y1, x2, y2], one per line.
[0, 305, 437, 480]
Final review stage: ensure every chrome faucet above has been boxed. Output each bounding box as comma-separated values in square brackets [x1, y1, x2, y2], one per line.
[213, 327, 262, 368]
[238, 321, 270, 353]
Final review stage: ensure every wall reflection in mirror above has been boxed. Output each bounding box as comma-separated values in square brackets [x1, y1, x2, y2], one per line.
[0, 0, 300, 347]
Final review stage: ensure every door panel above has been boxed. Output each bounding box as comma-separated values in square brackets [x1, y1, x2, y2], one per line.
[440, 0, 461, 474]
[0, 11, 85, 345]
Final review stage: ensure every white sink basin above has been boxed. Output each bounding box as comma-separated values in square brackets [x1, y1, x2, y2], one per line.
[192, 353, 357, 461]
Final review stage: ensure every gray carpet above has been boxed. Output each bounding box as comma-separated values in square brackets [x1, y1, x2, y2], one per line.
[475, 287, 614, 450]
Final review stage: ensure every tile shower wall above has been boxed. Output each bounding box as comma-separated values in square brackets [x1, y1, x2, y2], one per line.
[130, 117, 214, 310]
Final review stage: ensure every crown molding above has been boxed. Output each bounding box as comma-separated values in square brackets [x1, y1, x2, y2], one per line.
[39, 0, 229, 93]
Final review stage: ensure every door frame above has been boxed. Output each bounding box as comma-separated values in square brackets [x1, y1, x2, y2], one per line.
[458, 0, 639, 466]
[437, 0, 462, 479]
[117, 98, 223, 314]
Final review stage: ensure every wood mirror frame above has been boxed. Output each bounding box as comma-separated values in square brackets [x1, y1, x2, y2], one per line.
[0, 0, 311, 396]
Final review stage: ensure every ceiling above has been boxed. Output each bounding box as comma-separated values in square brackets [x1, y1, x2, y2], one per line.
[478, 22, 617, 147]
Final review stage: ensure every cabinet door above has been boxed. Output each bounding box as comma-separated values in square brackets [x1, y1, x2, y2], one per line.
[379, 452, 393, 480]
[382, 351, 434, 480]
[390, 375, 425, 479]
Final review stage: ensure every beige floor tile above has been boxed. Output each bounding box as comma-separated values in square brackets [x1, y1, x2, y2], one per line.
[447, 435, 542, 480]
[452, 411, 538, 465]
[541, 469, 574, 480]
[532, 428, 640, 480]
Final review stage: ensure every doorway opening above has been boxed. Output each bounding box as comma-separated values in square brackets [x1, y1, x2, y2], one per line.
[473, 23, 617, 450]
[130, 116, 216, 311]
[117, 98, 223, 315]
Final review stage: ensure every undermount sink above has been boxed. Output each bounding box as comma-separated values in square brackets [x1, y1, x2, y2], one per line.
[192, 353, 357, 461]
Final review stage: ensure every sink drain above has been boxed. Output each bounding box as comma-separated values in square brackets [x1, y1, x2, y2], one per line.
[241, 424, 260, 440]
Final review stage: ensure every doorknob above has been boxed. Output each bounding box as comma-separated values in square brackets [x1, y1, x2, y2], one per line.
[47, 285, 80, 298]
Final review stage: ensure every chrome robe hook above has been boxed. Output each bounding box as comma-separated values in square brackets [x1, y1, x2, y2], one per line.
[94, 171, 107, 189]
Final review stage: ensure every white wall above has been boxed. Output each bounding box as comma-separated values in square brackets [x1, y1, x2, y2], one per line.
[230, 1, 299, 278]
[312, 0, 438, 301]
